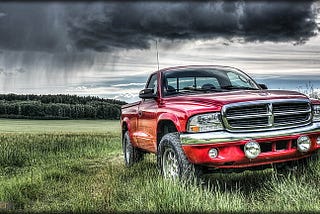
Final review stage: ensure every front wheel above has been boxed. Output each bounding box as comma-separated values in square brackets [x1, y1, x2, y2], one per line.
[122, 131, 144, 167]
[157, 133, 200, 181]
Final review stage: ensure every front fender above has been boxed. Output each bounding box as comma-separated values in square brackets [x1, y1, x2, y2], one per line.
[158, 113, 183, 132]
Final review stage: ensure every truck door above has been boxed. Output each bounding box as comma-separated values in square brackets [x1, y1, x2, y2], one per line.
[136, 73, 158, 152]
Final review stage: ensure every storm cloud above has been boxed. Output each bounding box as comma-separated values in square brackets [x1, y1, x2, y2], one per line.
[69, 1, 319, 51]
[0, 1, 318, 53]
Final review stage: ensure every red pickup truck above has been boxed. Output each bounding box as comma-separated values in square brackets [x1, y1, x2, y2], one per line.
[121, 65, 320, 180]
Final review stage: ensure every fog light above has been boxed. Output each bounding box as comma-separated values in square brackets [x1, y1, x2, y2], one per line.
[244, 141, 261, 159]
[317, 136, 320, 145]
[208, 148, 218, 159]
[297, 136, 311, 152]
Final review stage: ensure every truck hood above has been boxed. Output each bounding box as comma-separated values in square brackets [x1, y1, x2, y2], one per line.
[163, 90, 309, 111]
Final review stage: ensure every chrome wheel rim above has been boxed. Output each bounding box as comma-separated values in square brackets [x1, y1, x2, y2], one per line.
[125, 137, 131, 163]
[162, 147, 179, 179]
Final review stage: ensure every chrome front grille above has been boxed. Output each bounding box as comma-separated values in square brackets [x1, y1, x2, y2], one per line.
[222, 99, 312, 132]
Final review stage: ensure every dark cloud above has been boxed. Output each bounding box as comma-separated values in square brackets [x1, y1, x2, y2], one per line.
[68, 1, 319, 51]
[0, 1, 318, 53]
[240, 2, 318, 44]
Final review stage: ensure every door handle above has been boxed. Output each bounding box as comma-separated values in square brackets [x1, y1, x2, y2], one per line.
[138, 110, 142, 117]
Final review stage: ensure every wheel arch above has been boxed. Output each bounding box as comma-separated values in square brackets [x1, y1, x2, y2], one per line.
[157, 113, 181, 149]
[121, 117, 130, 139]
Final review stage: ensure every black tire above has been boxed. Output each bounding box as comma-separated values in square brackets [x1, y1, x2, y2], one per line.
[157, 133, 201, 181]
[122, 131, 144, 167]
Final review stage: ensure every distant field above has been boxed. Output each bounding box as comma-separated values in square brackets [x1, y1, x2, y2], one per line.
[0, 119, 120, 133]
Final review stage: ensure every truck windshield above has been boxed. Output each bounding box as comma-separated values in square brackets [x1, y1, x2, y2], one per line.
[163, 68, 259, 96]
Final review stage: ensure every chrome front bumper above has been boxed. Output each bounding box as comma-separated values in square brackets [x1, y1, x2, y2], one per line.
[180, 122, 320, 145]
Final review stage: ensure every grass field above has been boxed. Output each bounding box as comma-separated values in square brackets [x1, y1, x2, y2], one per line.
[0, 119, 120, 133]
[0, 119, 320, 212]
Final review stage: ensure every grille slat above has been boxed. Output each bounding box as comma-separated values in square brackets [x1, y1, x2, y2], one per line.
[223, 99, 311, 131]
[226, 105, 267, 117]
[274, 114, 310, 126]
[228, 118, 269, 128]
[273, 103, 310, 113]
[227, 113, 271, 120]
[274, 110, 310, 116]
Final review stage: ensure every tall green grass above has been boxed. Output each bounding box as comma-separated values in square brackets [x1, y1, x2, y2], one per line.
[0, 132, 121, 211]
[106, 156, 320, 213]
[0, 126, 320, 212]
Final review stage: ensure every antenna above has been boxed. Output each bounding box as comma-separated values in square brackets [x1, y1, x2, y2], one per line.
[156, 39, 160, 71]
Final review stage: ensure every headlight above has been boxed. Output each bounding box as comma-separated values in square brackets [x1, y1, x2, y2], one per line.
[187, 112, 223, 133]
[313, 105, 320, 122]
[244, 141, 261, 159]
[297, 136, 311, 152]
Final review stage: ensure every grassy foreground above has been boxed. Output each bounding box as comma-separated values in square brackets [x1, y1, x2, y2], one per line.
[0, 119, 320, 212]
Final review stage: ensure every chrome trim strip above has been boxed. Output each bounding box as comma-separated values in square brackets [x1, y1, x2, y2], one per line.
[274, 110, 311, 116]
[274, 120, 310, 127]
[268, 103, 274, 128]
[180, 122, 320, 145]
[227, 113, 271, 119]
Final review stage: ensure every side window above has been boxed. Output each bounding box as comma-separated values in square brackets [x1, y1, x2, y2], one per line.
[146, 74, 158, 94]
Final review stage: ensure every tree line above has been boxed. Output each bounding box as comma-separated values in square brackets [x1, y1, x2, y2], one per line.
[0, 94, 127, 120]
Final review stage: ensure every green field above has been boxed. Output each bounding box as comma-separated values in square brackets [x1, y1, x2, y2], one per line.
[0, 119, 320, 212]
[0, 119, 120, 133]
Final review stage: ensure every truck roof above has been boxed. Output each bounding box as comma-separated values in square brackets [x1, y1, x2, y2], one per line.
[158, 65, 241, 73]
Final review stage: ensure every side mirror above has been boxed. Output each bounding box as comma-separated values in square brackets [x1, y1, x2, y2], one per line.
[258, 83, 268, 90]
[139, 88, 157, 99]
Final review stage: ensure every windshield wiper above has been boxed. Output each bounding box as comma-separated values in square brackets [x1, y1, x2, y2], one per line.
[168, 86, 229, 96]
[175, 88, 203, 94]
[221, 85, 258, 90]
[200, 88, 227, 93]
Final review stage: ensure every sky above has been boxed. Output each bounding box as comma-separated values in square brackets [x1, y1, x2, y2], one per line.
[0, 1, 320, 103]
